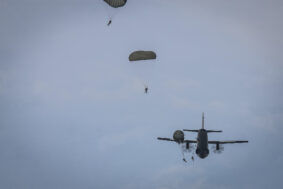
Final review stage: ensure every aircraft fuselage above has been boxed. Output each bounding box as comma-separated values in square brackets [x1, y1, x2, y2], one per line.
[196, 129, 209, 159]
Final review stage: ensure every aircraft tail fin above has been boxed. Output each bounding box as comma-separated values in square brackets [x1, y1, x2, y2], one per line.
[184, 113, 222, 133]
[202, 112, 204, 129]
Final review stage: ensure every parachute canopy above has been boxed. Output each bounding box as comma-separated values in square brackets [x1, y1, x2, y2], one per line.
[129, 51, 157, 61]
[104, 0, 127, 8]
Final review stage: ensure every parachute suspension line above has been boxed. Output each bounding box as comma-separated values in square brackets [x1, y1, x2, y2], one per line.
[108, 9, 119, 21]
[102, 2, 112, 22]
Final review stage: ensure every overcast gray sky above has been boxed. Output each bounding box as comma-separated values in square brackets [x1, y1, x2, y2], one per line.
[0, 0, 283, 188]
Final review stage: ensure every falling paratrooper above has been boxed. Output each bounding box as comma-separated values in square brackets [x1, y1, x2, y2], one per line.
[129, 50, 157, 94]
[104, 0, 127, 26]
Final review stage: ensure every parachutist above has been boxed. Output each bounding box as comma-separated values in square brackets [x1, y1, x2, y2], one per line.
[107, 20, 112, 26]
[144, 86, 148, 94]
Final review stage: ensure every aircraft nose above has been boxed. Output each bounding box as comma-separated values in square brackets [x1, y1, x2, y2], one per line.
[199, 154, 206, 159]
[198, 151, 209, 159]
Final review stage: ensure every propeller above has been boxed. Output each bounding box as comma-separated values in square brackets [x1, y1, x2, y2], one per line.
[211, 144, 224, 154]
[182, 142, 195, 153]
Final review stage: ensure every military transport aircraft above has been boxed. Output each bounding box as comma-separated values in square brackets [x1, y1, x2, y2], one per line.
[157, 113, 248, 159]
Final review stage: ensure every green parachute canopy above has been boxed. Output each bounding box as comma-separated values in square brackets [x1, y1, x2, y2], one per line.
[129, 51, 157, 61]
[104, 0, 127, 8]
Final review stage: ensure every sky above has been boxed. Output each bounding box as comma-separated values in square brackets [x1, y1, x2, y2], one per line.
[0, 0, 283, 188]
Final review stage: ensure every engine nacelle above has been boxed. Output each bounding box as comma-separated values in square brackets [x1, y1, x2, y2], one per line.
[173, 130, 184, 143]
[214, 143, 224, 153]
[186, 142, 190, 149]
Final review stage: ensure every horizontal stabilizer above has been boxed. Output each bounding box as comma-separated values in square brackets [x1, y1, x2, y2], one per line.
[208, 140, 248, 144]
[183, 129, 199, 132]
[157, 137, 174, 142]
[206, 130, 222, 133]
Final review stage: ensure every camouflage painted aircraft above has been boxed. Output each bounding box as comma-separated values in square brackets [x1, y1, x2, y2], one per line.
[157, 113, 248, 159]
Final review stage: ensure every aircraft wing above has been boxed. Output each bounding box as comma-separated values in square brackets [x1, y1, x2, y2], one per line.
[184, 140, 197, 143]
[208, 140, 248, 144]
[157, 138, 197, 143]
[157, 137, 175, 142]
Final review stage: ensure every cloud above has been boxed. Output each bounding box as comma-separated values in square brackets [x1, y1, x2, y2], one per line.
[1, 0, 283, 189]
